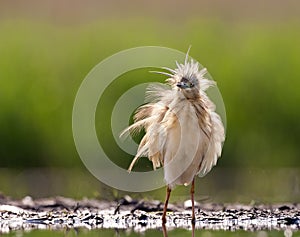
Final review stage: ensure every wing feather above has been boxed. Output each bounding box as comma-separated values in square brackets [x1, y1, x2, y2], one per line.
[198, 110, 225, 177]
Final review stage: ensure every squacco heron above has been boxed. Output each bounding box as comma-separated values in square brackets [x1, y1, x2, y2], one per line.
[121, 53, 225, 224]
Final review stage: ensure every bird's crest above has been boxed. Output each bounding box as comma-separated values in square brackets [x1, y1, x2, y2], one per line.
[151, 47, 215, 92]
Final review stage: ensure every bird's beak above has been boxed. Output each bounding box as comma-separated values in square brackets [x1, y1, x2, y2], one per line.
[176, 82, 184, 88]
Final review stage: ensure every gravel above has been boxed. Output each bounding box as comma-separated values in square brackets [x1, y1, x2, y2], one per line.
[0, 194, 299, 234]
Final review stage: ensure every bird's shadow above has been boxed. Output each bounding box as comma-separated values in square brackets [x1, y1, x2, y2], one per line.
[162, 223, 195, 237]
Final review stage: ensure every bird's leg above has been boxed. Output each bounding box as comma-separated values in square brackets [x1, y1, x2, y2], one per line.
[162, 186, 171, 224]
[190, 178, 196, 224]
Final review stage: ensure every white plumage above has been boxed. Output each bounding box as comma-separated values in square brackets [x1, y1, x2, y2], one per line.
[121, 54, 225, 224]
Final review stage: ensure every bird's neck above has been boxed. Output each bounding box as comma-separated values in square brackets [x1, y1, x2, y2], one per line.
[181, 88, 200, 101]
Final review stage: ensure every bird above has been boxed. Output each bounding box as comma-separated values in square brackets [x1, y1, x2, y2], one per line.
[121, 51, 225, 224]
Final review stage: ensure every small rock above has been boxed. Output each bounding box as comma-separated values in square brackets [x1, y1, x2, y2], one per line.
[184, 200, 200, 209]
[22, 196, 34, 207]
[121, 195, 133, 205]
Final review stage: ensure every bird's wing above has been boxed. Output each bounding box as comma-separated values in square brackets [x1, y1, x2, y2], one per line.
[198, 109, 225, 177]
[119, 104, 153, 138]
[122, 83, 175, 172]
[125, 102, 169, 172]
[120, 82, 172, 139]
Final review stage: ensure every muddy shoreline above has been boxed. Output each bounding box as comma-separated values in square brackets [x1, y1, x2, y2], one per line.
[0, 195, 299, 234]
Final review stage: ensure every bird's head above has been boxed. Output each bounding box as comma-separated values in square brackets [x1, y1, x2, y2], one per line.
[176, 76, 196, 89]
[151, 48, 216, 99]
[173, 72, 200, 99]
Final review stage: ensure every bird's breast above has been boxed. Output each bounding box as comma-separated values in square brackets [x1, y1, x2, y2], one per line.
[161, 99, 210, 188]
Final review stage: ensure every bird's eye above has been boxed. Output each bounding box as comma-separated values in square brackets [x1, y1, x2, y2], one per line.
[178, 77, 195, 89]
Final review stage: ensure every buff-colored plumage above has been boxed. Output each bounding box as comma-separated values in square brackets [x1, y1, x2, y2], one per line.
[121, 53, 225, 224]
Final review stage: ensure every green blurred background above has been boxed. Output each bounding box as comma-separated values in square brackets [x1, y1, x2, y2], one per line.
[0, 0, 299, 201]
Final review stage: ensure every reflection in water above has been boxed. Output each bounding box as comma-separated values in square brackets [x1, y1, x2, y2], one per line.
[162, 223, 167, 237]
[284, 228, 293, 237]
[162, 223, 195, 237]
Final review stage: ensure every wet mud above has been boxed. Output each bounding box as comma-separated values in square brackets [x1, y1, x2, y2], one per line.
[0, 195, 299, 234]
